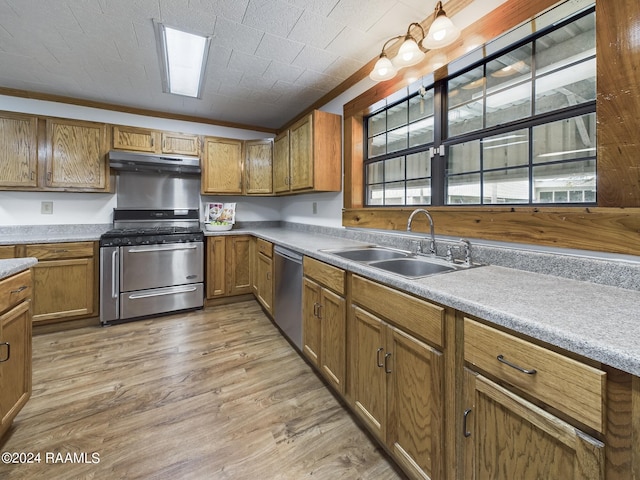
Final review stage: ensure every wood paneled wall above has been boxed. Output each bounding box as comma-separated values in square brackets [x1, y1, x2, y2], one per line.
[342, 0, 640, 257]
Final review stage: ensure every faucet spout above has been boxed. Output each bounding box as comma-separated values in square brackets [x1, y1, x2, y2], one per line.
[407, 208, 436, 256]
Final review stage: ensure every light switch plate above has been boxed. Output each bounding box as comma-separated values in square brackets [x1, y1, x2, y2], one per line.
[41, 201, 53, 214]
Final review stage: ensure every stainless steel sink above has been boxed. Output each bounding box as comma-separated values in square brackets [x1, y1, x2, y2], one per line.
[368, 257, 457, 278]
[323, 246, 410, 262]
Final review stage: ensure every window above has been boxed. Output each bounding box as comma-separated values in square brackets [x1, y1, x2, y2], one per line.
[364, 7, 596, 207]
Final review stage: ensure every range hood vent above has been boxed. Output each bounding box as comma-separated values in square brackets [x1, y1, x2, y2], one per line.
[108, 150, 201, 175]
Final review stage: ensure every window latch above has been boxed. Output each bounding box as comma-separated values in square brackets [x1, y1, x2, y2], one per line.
[429, 145, 445, 158]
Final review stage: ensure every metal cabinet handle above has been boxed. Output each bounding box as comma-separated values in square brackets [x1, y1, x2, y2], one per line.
[376, 347, 384, 367]
[266, 272, 271, 281]
[316, 303, 322, 319]
[384, 352, 392, 374]
[111, 249, 119, 299]
[313, 302, 319, 317]
[53, 249, 69, 254]
[0, 342, 10, 363]
[463, 408, 472, 437]
[497, 354, 537, 375]
[11, 285, 28, 294]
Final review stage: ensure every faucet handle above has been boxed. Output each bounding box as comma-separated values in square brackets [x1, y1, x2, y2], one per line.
[458, 238, 471, 265]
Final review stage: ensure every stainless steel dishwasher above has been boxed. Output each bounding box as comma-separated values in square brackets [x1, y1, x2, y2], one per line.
[273, 245, 303, 350]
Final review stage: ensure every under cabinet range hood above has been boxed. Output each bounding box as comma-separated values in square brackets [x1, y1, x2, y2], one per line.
[108, 150, 201, 175]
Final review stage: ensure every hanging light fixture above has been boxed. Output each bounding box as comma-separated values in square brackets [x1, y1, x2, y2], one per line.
[369, 1, 460, 82]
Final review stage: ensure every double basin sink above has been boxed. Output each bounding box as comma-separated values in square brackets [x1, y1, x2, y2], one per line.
[322, 245, 481, 279]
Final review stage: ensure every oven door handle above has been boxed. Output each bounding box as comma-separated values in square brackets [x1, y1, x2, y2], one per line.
[127, 286, 198, 299]
[127, 244, 199, 253]
[111, 249, 119, 299]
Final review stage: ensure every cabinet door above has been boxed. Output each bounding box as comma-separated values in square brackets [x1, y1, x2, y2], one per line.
[273, 131, 290, 193]
[464, 369, 605, 480]
[202, 137, 243, 194]
[0, 301, 31, 436]
[206, 236, 226, 298]
[112, 125, 158, 153]
[0, 112, 38, 188]
[351, 305, 387, 440]
[256, 252, 273, 314]
[302, 277, 321, 366]
[31, 258, 95, 323]
[387, 326, 444, 480]
[162, 132, 200, 156]
[0, 246, 15, 260]
[245, 140, 273, 195]
[320, 287, 346, 394]
[226, 236, 251, 295]
[46, 118, 108, 190]
[289, 114, 313, 191]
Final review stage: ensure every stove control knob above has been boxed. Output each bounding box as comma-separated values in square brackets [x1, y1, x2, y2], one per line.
[136, 237, 143, 244]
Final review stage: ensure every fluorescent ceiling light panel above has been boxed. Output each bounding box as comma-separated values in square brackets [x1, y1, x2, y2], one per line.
[155, 21, 211, 98]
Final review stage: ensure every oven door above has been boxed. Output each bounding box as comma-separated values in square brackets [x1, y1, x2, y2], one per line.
[120, 242, 203, 292]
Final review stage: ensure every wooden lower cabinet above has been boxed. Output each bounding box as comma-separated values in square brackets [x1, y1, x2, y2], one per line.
[351, 305, 444, 480]
[206, 235, 252, 299]
[463, 368, 605, 479]
[0, 270, 32, 439]
[24, 242, 96, 324]
[0, 246, 15, 259]
[255, 239, 273, 314]
[302, 258, 346, 394]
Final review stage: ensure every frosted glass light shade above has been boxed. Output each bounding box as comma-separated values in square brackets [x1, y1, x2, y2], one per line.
[423, 13, 460, 49]
[393, 37, 426, 68]
[369, 55, 397, 81]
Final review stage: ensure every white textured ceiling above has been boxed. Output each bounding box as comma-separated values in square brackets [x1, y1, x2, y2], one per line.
[0, 0, 505, 130]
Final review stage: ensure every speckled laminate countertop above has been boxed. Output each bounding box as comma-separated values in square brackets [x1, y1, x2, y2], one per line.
[0, 258, 38, 280]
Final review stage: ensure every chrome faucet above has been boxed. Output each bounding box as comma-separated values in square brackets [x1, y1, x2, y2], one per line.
[406, 208, 436, 256]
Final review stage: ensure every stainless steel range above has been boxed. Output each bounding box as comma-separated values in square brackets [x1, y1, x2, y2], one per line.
[99, 151, 204, 325]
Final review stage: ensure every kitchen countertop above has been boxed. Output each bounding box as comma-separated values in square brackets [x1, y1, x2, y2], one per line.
[2, 224, 639, 376]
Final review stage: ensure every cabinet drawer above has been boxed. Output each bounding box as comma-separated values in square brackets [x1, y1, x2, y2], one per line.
[0, 270, 32, 313]
[303, 257, 345, 296]
[257, 238, 272, 258]
[25, 242, 94, 260]
[351, 275, 443, 348]
[464, 318, 606, 432]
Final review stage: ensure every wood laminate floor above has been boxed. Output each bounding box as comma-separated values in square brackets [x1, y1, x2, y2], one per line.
[0, 301, 405, 479]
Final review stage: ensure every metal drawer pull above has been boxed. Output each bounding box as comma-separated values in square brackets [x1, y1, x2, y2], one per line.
[0, 342, 10, 362]
[376, 347, 384, 367]
[316, 304, 322, 319]
[384, 352, 392, 374]
[11, 285, 28, 294]
[313, 302, 319, 317]
[463, 409, 472, 437]
[497, 354, 537, 375]
[128, 286, 197, 299]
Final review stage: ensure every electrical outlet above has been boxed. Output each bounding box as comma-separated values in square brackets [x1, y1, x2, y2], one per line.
[41, 201, 53, 214]
[312, 202, 318, 214]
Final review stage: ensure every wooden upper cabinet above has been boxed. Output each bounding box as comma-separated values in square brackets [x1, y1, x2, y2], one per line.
[276, 110, 341, 194]
[273, 130, 290, 193]
[45, 118, 109, 191]
[112, 125, 200, 156]
[202, 136, 243, 194]
[0, 112, 38, 188]
[245, 139, 273, 195]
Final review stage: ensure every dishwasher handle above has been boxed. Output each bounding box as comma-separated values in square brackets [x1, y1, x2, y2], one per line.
[274, 245, 303, 264]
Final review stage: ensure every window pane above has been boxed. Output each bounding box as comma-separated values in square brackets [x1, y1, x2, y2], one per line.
[385, 156, 405, 182]
[535, 12, 595, 72]
[535, 58, 596, 114]
[367, 133, 386, 158]
[387, 101, 408, 130]
[367, 184, 384, 205]
[409, 90, 434, 122]
[448, 66, 484, 108]
[407, 179, 431, 205]
[486, 44, 532, 92]
[486, 82, 532, 127]
[368, 110, 386, 137]
[447, 173, 481, 204]
[387, 126, 408, 153]
[483, 167, 530, 204]
[385, 181, 405, 205]
[448, 140, 480, 174]
[409, 117, 434, 147]
[367, 161, 384, 183]
[407, 151, 431, 179]
[533, 113, 596, 163]
[483, 129, 529, 170]
[448, 101, 483, 137]
[532, 160, 596, 203]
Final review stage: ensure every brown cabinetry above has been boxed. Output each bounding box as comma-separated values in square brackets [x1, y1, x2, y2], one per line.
[302, 257, 346, 394]
[245, 140, 273, 195]
[254, 238, 273, 314]
[0, 269, 32, 439]
[350, 274, 444, 480]
[112, 125, 200, 156]
[273, 110, 341, 194]
[206, 235, 252, 299]
[22, 242, 97, 325]
[0, 111, 38, 188]
[202, 137, 243, 194]
[462, 317, 606, 479]
[0, 246, 16, 260]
